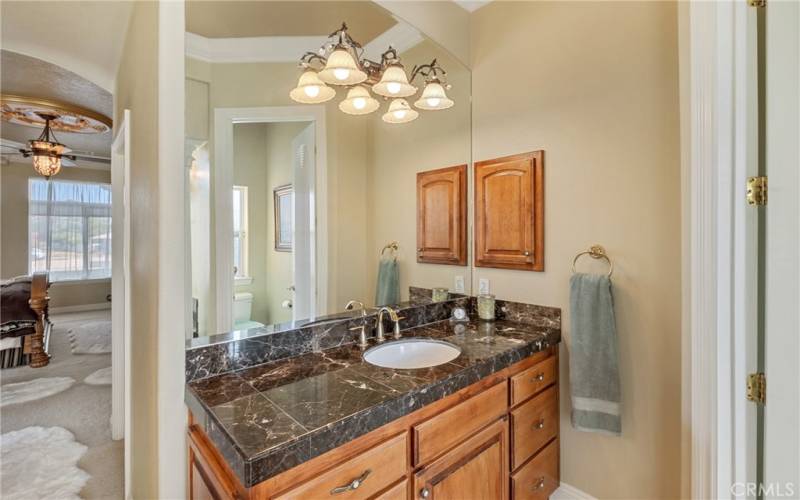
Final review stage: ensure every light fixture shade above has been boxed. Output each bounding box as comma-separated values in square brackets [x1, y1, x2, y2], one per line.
[318, 49, 367, 85]
[382, 99, 418, 124]
[30, 140, 65, 177]
[414, 82, 454, 110]
[289, 70, 336, 104]
[372, 64, 417, 97]
[338, 86, 380, 115]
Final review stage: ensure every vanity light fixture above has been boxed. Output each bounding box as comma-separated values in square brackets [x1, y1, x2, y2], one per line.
[339, 85, 380, 115]
[289, 23, 453, 123]
[382, 99, 418, 124]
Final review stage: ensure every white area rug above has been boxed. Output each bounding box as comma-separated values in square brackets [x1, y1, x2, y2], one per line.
[1, 426, 90, 500]
[84, 367, 112, 386]
[0, 377, 75, 408]
[67, 320, 112, 354]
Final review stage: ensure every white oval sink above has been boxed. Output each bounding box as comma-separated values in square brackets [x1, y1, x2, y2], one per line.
[364, 339, 461, 369]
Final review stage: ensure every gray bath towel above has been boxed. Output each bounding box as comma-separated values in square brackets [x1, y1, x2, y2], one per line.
[375, 257, 399, 306]
[569, 273, 621, 435]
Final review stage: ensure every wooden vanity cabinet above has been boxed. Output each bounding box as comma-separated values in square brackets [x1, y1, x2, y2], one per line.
[416, 164, 468, 265]
[187, 347, 560, 500]
[474, 151, 544, 271]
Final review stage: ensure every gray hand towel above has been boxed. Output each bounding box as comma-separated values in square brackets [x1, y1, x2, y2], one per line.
[568, 273, 621, 435]
[374, 257, 399, 306]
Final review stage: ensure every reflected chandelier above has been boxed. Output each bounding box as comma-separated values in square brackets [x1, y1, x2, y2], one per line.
[290, 23, 454, 124]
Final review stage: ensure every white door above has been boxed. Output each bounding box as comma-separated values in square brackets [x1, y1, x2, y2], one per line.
[764, 0, 799, 496]
[291, 123, 315, 320]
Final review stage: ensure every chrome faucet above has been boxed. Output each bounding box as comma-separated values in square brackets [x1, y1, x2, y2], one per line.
[375, 306, 402, 342]
[345, 300, 369, 347]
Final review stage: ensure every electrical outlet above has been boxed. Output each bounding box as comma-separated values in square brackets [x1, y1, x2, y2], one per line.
[479, 278, 490, 295]
[454, 275, 465, 293]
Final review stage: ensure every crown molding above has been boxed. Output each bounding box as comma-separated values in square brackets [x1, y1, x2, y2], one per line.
[186, 22, 423, 64]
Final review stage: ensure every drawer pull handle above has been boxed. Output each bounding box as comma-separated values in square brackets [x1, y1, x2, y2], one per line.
[420, 487, 431, 498]
[531, 372, 545, 382]
[533, 419, 545, 430]
[531, 477, 546, 491]
[330, 469, 371, 495]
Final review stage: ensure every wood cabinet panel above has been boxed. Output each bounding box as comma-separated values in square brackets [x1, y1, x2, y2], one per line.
[414, 419, 508, 500]
[273, 433, 407, 500]
[474, 151, 544, 271]
[510, 355, 557, 407]
[511, 439, 560, 500]
[417, 164, 467, 265]
[374, 479, 408, 500]
[413, 381, 507, 466]
[510, 386, 559, 469]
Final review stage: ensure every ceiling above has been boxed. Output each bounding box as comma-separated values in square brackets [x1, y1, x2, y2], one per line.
[0, 0, 133, 92]
[1, 51, 113, 163]
[186, 1, 396, 43]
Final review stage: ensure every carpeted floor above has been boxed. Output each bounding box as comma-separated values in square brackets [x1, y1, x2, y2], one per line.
[0, 309, 123, 499]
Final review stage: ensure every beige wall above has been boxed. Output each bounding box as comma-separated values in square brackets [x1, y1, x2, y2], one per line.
[471, 2, 681, 498]
[0, 162, 112, 308]
[114, 1, 160, 496]
[366, 40, 472, 303]
[231, 122, 305, 325]
[262, 122, 304, 323]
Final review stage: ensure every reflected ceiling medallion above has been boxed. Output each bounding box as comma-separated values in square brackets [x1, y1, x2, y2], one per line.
[0, 95, 112, 178]
[289, 23, 454, 123]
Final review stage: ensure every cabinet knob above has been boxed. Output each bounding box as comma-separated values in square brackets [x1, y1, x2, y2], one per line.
[531, 372, 545, 382]
[533, 419, 545, 430]
[418, 248, 423, 252]
[523, 250, 531, 256]
[531, 477, 546, 491]
[420, 487, 430, 498]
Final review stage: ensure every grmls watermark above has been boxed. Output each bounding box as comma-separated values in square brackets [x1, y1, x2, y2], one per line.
[730, 482, 797, 498]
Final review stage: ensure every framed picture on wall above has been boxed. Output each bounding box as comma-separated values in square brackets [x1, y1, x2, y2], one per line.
[274, 184, 293, 252]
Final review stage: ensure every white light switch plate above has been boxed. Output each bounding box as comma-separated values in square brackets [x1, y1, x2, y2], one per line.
[454, 275, 465, 293]
[479, 278, 490, 295]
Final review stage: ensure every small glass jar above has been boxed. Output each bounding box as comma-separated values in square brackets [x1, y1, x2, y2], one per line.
[477, 294, 496, 320]
[432, 287, 449, 302]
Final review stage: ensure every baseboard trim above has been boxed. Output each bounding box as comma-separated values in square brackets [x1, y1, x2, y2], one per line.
[552, 483, 596, 500]
[50, 303, 111, 314]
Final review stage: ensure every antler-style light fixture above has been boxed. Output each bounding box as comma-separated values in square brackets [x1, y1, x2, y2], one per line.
[290, 23, 454, 124]
[21, 113, 76, 178]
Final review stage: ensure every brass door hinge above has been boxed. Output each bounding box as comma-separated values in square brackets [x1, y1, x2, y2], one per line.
[749, 0, 765, 7]
[746, 176, 768, 205]
[747, 372, 766, 404]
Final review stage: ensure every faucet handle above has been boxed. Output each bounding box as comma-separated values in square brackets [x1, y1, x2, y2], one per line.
[393, 316, 406, 339]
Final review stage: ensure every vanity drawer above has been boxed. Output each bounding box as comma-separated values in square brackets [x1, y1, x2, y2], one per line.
[511, 439, 559, 500]
[374, 479, 408, 500]
[510, 355, 557, 406]
[274, 433, 407, 500]
[413, 381, 507, 465]
[510, 385, 558, 469]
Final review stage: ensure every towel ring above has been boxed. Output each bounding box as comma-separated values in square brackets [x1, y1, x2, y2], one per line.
[572, 244, 613, 277]
[381, 241, 399, 257]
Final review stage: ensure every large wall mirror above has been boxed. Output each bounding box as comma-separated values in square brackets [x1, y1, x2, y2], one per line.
[185, 1, 472, 337]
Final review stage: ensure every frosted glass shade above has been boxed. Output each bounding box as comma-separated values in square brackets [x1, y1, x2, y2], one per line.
[339, 86, 380, 115]
[372, 65, 417, 97]
[414, 82, 454, 110]
[30, 140, 65, 177]
[318, 49, 367, 85]
[290, 70, 336, 104]
[382, 99, 418, 124]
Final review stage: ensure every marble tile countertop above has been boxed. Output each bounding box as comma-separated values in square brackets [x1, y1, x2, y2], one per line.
[185, 317, 561, 488]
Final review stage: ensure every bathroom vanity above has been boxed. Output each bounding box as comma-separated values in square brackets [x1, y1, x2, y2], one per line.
[185, 296, 561, 499]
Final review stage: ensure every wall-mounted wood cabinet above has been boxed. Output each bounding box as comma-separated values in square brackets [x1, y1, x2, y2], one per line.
[474, 151, 544, 271]
[416, 164, 467, 266]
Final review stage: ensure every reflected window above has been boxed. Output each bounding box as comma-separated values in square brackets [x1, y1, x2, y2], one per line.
[232, 185, 248, 277]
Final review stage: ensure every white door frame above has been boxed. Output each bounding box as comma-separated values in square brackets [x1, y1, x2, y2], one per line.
[682, 1, 759, 497]
[110, 109, 132, 498]
[213, 105, 328, 333]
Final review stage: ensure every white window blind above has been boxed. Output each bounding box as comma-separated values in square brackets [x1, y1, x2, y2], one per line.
[232, 185, 248, 278]
[28, 178, 112, 281]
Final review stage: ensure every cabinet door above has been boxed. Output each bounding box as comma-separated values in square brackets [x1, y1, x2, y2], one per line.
[417, 164, 467, 265]
[413, 419, 508, 500]
[474, 151, 544, 271]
